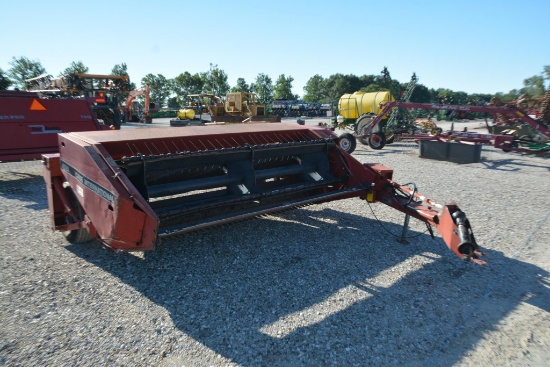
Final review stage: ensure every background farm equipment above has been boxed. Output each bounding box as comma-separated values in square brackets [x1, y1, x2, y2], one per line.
[122, 84, 160, 124]
[327, 90, 394, 153]
[42, 122, 485, 264]
[335, 73, 419, 152]
[171, 92, 280, 126]
[352, 98, 550, 156]
[0, 90, 111, 162]
[271, 100, 332, 117]
[25, 73, 132, 129]
[171, 93, 223, 126]
[338, 91, 394, 124]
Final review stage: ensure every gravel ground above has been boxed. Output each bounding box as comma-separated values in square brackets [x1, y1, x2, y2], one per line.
[1, 120, 549, 366]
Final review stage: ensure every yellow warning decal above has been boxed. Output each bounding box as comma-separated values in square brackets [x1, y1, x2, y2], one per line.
[30, 99, 47, 111]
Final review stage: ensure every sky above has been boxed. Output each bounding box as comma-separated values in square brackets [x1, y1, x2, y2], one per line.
[1, 0, 549, 98]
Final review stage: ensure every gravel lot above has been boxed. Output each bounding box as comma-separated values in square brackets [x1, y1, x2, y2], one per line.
[1, 119, 549, 366]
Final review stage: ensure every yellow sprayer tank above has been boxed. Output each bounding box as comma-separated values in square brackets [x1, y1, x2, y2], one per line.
[338, 91, 394, 119]
[177, 108, 196, 120]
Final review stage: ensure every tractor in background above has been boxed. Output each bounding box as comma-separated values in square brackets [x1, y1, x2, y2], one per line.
[25, 73, 132, 129]
[122, 84, 160, 124]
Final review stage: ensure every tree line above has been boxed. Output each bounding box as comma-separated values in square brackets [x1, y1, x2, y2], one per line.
[0, 57, 299, 109]
[1, 56, 548, 109]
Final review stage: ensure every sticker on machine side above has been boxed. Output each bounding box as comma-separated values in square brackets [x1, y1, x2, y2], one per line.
[0, 115, 25, 120]
[29, 125, 62, 134]
[61, 160, 115, 203]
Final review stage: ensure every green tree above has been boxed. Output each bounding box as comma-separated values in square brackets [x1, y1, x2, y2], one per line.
[361, 84, 386, 93]
[325, 74, 364, 98]
[344, 74, 363, 93]
[374, 67, 402, 100]
[251, 73, 273, 104]
[409, 84, 431, 103]
[273, 74, 298, 100]
[452, 91, 468, 105]
[111, 63, 129, 76]
[435, 88, 455, 104]
[521, 75, 545, 98]
[358, 74, 377, 89]
[428, 88, 439, 102]
[167, 96, 180, 109]
[58, 61, 89, 77]
[433, 89, 468, 105]
[231, 77, 250, 93]
[303, 74, 325, 102]
[494, 90, 521, 103]
[141, 73, 171, 106]
[7, 56, 46, 90]
[468, 93, 493, 105]
[543, 65, 550, 87]
[201, 63, 230, 96]
[111, 62, 136, 90]
[172, 72, 204, 106]
[0, 68, 12, 90]
[324, 74, 355, 102]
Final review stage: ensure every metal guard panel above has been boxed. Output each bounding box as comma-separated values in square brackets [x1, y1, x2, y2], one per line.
[58, 134, 158, 250]
[62, 123, 335, 144]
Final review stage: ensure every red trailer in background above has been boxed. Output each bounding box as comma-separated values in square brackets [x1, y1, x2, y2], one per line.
[0, 90, 112, 162]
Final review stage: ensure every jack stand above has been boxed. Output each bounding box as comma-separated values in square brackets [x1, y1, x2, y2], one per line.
[399, 214, 411, 244]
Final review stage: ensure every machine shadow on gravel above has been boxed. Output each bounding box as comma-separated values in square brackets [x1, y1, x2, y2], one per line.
[350, 144, 418, 157]
[0, 167, 48, 211]
[479, 156, 550, 172]
[64, 207, 550, 366]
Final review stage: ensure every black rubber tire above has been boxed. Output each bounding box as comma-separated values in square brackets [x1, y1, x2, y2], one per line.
[356, 115, 372, 145]
[64, 227, 94, 243]
[500, 141, 518, 152]
[62, 186, 94, 243]
[518, 135, 538, 147]
[368, 132, 387, 150]
[338, 133, 357, 154]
